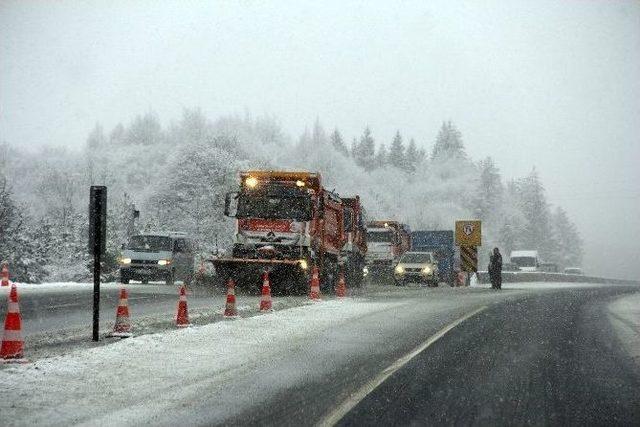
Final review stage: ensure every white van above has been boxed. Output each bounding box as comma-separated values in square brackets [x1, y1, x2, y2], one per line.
[509, 250, 540, 272]
[119, 232, 195, 285]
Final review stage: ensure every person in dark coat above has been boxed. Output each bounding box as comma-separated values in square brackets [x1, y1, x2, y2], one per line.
[488, 247, 503, 289]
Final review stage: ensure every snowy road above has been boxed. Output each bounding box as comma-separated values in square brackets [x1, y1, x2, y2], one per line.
[1, 281, 639, 426]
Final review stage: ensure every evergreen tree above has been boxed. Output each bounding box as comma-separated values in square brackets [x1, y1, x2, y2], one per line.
[375, 144, 388, 168]
[355, 127, 376, 171]
[513, 168, 554, 259]
[404, 139, 419, 172]
[472, 157, 504, 221]
[551, 207, 584, 268]
[388, 131, 405, 169]
[431, 121, 466, 161]
[330, 128, 349, 157]
[0, 177, 48, 282]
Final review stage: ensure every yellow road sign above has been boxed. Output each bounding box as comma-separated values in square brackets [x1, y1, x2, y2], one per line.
[460, 246, 478, 272]
[455, 220, 482, 246]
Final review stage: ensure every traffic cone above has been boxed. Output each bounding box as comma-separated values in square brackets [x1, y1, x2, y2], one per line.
[223, 279, 239, 318]
[1, 283, 26, 363]
[176, 285, 191, 328]
[110, 288, 132, 337]
[259, 271, 273, 312]
[1, 262, 9, 287]
[335, 270, 347, 298]
[309, 266, 322, 301]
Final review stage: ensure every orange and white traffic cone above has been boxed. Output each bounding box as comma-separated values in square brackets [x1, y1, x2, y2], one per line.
[259, 271, 273, 312]
[1, 262, 9, 287]
[309, 266, 322, 301]
[223, 279, 239, 318]
[176, 285, 191, 328]
[110, 288, 132, 337]
[1, 283, 26, 363]
[335, 270, 347, 298]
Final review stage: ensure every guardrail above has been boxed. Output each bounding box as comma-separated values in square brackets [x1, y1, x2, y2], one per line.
[476, 271, 640, 286]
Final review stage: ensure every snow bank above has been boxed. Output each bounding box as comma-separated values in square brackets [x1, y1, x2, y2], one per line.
[0, 298, 403, 426]
[608, 292, 640, 367]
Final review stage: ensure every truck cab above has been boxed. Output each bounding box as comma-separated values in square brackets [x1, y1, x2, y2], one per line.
[119, 232, 195, 285]
[365, 220, 411, 273]
[509, 250, 540, 272]
[217, 170, 347, 293]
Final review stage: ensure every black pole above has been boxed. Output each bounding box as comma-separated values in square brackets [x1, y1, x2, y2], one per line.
[93, 240, 101, 341]
[90, 186, 106, 342]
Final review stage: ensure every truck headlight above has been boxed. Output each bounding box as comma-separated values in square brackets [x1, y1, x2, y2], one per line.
[158, 259, 172, 266]
[395, 265, 404, 274]
[245, 176, 258, 188]
[119, 258, 132, 265]
[298, 259, 308, 270]
[422, 266, 432, 274]
[363, 266, 369, 277]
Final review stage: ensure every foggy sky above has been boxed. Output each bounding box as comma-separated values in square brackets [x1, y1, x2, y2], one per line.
[1, 1, 639, 278]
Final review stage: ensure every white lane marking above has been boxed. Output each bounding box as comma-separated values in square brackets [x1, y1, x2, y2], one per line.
[318, 305, 488, 427]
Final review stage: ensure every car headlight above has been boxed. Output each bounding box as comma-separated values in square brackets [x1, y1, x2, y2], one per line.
[363, 266, 369, 276]
[395, 265, 404, 274]
[119, 258, 132, 265]
[158, 259, 171, 266]
[298, 259, 308, 270]
[422, 266, 432, 274]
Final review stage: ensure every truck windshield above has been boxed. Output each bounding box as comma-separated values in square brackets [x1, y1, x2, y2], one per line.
[511, 256, 536, 267]
[236, 195, 312, 221]
[367, 230, 392, 242]
[127, 235, 171, 251]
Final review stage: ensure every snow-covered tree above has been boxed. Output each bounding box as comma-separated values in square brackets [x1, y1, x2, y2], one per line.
[551, 206, 583, 268]
[431, 121, 466, 161]
[125, 112, 164, 146]
[404, 138, 420, 173]
[0, 177, 48, 282]
[512, 168, 555, 260]
[353, 127, 376, 171]
[388, 131, 405, 169]
[86, 123, 106, 149]
[472, 157, 504, 222]
[330, 128, 349, 157]
[375, 144, 388, 168]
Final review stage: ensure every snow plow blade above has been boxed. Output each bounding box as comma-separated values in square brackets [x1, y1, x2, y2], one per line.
[210, 258, 309, 295]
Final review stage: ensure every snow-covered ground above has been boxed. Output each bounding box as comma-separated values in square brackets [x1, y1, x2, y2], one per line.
[608, 292, 640, 367]
[0, 298, 405, 426]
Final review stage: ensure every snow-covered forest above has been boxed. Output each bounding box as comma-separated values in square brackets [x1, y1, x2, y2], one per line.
[0, 109, 583, 282]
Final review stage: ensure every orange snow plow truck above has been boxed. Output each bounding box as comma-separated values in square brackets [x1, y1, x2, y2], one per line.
[213, 170, 366, 293]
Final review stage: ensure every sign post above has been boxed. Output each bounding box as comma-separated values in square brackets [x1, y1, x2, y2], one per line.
[455, 220, 482, 285]
[89, 186, 107, 342]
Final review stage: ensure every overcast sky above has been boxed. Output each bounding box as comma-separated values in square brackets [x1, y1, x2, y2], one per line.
[1, 0, 639, 278]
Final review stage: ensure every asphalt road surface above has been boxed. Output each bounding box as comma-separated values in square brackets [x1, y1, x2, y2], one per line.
[336, 286, 640, 426]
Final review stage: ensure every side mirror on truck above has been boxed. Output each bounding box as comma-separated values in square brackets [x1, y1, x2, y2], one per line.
[224, 192, 238, 217]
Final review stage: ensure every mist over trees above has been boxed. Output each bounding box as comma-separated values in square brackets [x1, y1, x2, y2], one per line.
[0, 111, 583, 281]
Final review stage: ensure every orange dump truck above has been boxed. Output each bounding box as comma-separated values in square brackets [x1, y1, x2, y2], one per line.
[214, 170, 354, 293]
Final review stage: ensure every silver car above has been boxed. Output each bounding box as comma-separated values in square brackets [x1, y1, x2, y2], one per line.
[393, 251, 439, 287]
